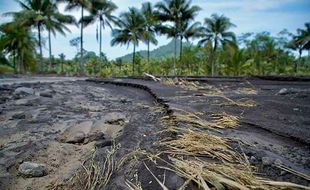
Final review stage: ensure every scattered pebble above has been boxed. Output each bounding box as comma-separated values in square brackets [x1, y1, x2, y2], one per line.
[18, 162, 47, 177]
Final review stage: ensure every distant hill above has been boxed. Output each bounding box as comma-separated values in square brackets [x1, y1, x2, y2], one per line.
[117, 39, 190, 62]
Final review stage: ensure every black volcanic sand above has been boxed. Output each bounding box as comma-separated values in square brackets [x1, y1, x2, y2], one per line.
[0, 77, 309, 189]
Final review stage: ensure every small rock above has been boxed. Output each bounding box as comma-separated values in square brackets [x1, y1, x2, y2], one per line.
[14, 87, 34, 95]
[262, 157, 273, 166]
[250, 156, 257, 163]
[277, 88, 288, 95]
[18, 162, 47, 177]
[293, 108, 299, 111]
[274, 159, 282, 165]
[66, 131, 85, 144]
[40, 90, 53, 98]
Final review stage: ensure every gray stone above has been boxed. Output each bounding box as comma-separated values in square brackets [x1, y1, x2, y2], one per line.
[250, 156, 257, 163]
[18, 162, 47, 177]
[40, 90, 53, 98]
[66, 131, 86, 144]
[14, 87, 34, 95]
[262, 157, 274, 166]
[277, 88, 288, 95]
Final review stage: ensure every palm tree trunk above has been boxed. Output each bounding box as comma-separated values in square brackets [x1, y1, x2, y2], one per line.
[38, 23, 43, 73]
[212, 38, 218, 77]
[13, 51, 16, 74]
[147, 39, 150, 69]
[180, 36, 183, 60]
[80, 7, 84, 75]
[174, 36, 177, 75]
[99, 19, 102, 72]
[61, 60, 64, 73]
[132, 44, 136, 75]
[48, 29, 52, 72]
[296, 49, 302, 73]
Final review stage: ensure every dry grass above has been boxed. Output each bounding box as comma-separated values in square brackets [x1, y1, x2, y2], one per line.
[238, 87, 257, 95]
[156, 107, 310, 190]
[70, 143, 120, 190]
[161, 109, 239, 130]
[160, 130, 237, 162]
[161, 78, 199, 91]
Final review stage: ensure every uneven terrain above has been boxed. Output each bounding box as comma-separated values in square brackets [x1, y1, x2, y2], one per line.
[0, 76, 309, 189]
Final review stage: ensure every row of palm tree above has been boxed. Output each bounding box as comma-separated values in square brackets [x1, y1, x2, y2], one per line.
[1, 0, 309, 75]
[110, 0, 236, 76]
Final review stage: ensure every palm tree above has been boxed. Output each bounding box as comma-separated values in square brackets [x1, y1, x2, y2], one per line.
[179, 21, 202, 60]
[155, 0, 200, 74]
[198, 14, 236, 76]
[111, 7, 146, 75]
[57, 0, 91, 74]
[0, 22, 37, 73]
[141, 2, 158, 65]
[46, 1, 76, 71]
[297, 23, 310, 61]
[82, 0, 118, 71]
[4, 0, 52, 72]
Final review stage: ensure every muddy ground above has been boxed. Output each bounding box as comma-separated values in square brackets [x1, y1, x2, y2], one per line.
[0, 76, 309, 189]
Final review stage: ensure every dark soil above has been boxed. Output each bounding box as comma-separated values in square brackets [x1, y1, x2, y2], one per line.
[0, 76, 309, 189]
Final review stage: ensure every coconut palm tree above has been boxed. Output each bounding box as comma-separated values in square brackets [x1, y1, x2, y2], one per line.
[141, 2, 158, 65]
[198, 14, 236, 76]
[57, 0, 91, 74]
[82, 0, 118, 71]
[4, 0, 52, 72]
[46, 1, 76, 71]
[111, 7, 146, 75]
[179, 21, 202, 60]
[0, 22, 37, 73]
[297, 22, 310, 60]
[155, 0, 200, 74]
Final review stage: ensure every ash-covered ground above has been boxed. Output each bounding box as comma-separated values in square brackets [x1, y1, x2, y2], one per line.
[0, 76, 309, 189]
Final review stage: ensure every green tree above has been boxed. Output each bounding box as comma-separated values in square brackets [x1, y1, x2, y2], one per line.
[46, 1, 76, 71]
[57, 0, 91, 74]
[141, 2, 158, 66]
[5, 0, 52, 72]
[198, 14, 236, 76]
[82, 0, 118, 71]
[155, 0, 200, 74]
[0, 22, 37, 73]
[111, 7, 146, 75]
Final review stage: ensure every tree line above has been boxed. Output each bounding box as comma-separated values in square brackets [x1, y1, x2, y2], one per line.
[0, 0, 309, 76]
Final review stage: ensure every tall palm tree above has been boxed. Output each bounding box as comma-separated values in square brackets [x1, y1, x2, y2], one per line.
[57, 0, 91, 74]
[4, 0, 51, 72]
[179, 21, 202, 60]
[155, 0, 200, 74]
[198, 14, 236, 76]
[297, 22, 310, 60]
[141, 2, 158, 65]
[46, 1, 76, 71]
[111, 7, 146, 75]
[82, 0, 118, 71]
[0, 22, 37, 73]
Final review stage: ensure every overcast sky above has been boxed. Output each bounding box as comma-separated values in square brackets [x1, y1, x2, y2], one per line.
[0, 0, 310, 60]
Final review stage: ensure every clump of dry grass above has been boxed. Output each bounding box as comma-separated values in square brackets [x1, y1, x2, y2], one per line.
[238, 87, 257, 95]
[210, 112, 240, 129]
[161, 78, 199, 91]
[161, 109, 239, 130]
[157, 107, 310, 190]
[160, 130, 237, 162]
[71, 143, 120, 190]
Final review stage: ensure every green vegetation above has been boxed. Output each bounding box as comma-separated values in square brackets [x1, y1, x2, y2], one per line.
[0, 0, 309, 76]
